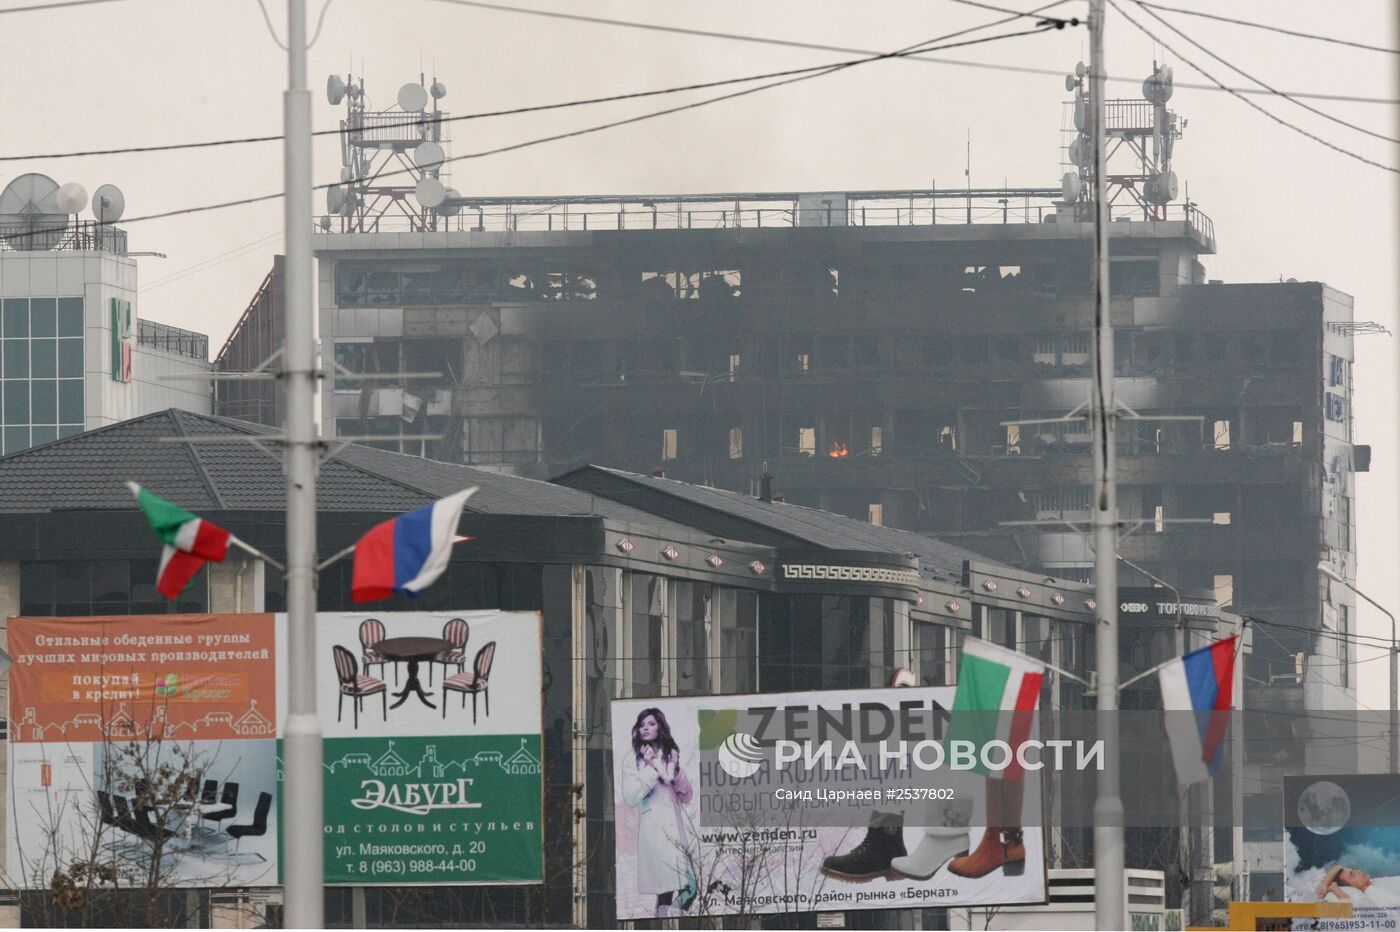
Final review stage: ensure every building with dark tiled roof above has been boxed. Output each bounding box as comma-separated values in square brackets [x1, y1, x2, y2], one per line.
[0, 409, 1117, 927]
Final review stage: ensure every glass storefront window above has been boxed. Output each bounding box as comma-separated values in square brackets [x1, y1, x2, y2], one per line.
[674, 581, 710, 696]
[20, 560, 206, 616]
[718, 589, 758, 695]
[629, 574, 665, 698]
[913, 621, 951, 686]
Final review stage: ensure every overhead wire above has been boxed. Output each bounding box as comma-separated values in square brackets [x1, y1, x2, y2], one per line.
[1133, 1, 1399, 56]
[3, 2, 1392, 165]
[0, 19, 1071, 242]
[1106, 0, 1399, 175]
[1130, 1, 1398, 145]
[418, 0, 1396, 104]
[0, 10, 1082, 164]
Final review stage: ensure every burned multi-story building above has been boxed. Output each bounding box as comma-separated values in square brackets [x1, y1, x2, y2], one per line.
[214, 74, 1368, 901]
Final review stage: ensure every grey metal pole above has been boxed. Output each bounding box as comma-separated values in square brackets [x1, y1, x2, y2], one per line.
[282, 0, 324, 925]
[1118, 553, 1191, 917]
[1089, 1, 1126, 929]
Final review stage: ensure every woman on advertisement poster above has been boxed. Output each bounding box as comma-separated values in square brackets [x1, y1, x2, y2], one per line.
[621, 708, 697, 918]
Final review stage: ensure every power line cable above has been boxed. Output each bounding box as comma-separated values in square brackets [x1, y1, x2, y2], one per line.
[4, 4, 1392, 165]
[0, 8, 1086, 164]
[941, 0, 1078, 27]
[1134, 1, 1399, 56]
[418, 0, 1397, 104]
[1106, 0, 1398, 175]
[1130, 1, 1397, 145]
[0, 21, 1065, 241]
[0, 0, 127, 13]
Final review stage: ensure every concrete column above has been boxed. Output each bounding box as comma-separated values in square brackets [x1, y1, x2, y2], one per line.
[206, 558, 264, 613]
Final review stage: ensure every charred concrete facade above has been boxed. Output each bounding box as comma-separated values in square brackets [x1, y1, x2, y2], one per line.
[291, 197, 1361, 725]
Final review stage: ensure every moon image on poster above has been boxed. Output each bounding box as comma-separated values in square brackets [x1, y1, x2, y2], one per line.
[1298, 781, 1352, 835]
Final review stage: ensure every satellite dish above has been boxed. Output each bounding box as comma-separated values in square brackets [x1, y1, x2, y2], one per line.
[0, 173, 67, 249]
[415, 177, 446, 209]
[397, 82, 428, 112]
[1143, 69, 1174, 104]
[1075, 61, 1087, 78]
[1067, 137, 1090, 168]
[319, 215, 331, 231]
[413, 141, 444, 169]
[93, 184, 125, 223]
[1061, 172, 1082, 202]
[1064, 74, 1078, 92]
[327, 74, 346, 105]
[55, 182, 88, 215]
[327, 185, 347, 215]
[340, 165, 354, 183]
[430, 81, 447, 100]
[437, 187, 461, 216]
[1145, 171, 1178, 204]
[1073, 98, 1086, 131]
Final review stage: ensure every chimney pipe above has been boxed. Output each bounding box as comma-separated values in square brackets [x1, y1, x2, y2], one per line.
[759, 462, 773, 503]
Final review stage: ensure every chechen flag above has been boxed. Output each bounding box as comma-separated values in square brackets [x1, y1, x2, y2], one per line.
[127, 482, 232, 599]
[946, 637, 1045, 781]
[1159, 636, 1238, 785]
[351, 487, 477, 603]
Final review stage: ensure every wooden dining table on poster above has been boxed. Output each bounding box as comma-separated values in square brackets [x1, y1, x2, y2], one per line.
[371, 636, 452, 709]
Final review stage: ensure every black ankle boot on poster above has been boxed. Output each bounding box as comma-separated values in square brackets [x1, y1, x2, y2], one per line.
[819, 810, 907, 882]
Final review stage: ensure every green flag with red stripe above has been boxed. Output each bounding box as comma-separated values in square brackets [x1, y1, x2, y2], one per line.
[127, 481, 232, 598]
[946, 636, 1046, 779]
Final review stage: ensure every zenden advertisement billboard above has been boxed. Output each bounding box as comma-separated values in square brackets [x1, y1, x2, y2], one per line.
[611, 685, 1049, 920]
[6, 610, 542, 890]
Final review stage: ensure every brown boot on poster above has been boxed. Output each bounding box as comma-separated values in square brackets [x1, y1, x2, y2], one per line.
[946, 826, 1025, 879]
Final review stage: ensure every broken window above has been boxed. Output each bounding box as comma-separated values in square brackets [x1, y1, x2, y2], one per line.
[870, 426, 883, 456]
[868, 504, 883, 526]
[333, 341, 399, 390]
[729, 353, 742, 379]
[1214, 574, 1234, 608]
[783, 336, 814, 373]
[798, 427, 816, 456]
[1005, 424, 1022, 455]
[1213, 419, 1232, 450]
[403, 338, 462, 388]
[1213, 512, 1232, 525]
[640, 270, 740, 300]
[662, 428, 678, 460]
[938, 425, 958, 451]
[509, 269, 598, 301]
[1292, 421, 1303, 444]
[728, 427, 743, 460]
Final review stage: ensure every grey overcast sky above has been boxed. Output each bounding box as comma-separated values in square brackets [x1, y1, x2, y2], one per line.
[1, 0, 1396, 704]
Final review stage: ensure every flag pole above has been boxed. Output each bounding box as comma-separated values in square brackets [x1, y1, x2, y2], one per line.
[227, 536, 286, 574]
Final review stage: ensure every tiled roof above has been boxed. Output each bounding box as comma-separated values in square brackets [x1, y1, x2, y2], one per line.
[553, 466, 998, 580]
[0, 410, 679, 528]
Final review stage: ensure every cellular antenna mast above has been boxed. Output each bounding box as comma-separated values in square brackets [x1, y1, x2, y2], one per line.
[322, 72, 454, 232]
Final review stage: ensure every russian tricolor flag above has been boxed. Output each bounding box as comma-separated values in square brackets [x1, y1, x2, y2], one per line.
[1158, 635, 1238, 785]
[351, 487, 477, 603]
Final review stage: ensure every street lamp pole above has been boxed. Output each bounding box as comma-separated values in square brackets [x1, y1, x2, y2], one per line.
[1319, 561, 1397, 774]
[283, 0, 324, 924]
[1088, 1, 1125, 928]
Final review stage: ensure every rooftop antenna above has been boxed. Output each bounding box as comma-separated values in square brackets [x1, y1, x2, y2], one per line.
[965, 128, 972, 224]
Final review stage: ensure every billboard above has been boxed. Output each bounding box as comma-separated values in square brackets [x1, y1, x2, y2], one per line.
[611, 686, 1047, 920]
[1285, 774, 1400, 930]
[6, 610, 543, 890]
[314, 611, 543, 885]
[7, 614, 281, 889]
